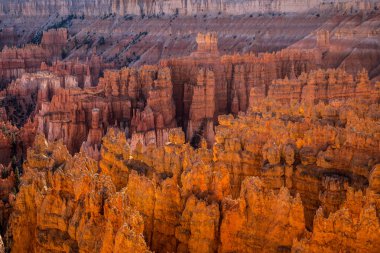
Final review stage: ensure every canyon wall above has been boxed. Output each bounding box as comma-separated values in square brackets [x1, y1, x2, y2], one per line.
[35, 65, 176, 155]
[162, 32, 321, 144]
[1, 4, 380, 252]
[40, 53, 114, 88]
[0, 236, 3, 253]
[1, 0, 379, 17]
[3, 32, 378, 156]
[0, 45, 50, 89]
[290, 13, 380, 80]
[0, 28, 67, 89]
[268, 68, 378, 104]
[10, 89, 380, 252]
[0, 71, 69, 127]
[100, 92, 380, 250]
[3, 31, 379, 250]
[9, 135, 150, 252]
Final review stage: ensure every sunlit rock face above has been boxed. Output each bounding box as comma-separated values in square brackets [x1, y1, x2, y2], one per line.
[9, 135, 150, 253]
[1, 1, 380, 252]
[10, 92, 380, 252]
[0, 236, 4, 253]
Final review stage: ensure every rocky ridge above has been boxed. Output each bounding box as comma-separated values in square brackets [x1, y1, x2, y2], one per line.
[9, 134, 150, 252]
[9, 91, 380, 252]
[0, 6, 379, 252]
[2, 0, 379, 17]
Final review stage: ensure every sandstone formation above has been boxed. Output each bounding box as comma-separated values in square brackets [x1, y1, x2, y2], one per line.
[187, 68, 216, 147]
[1, 3, 380, 252]
[293, 187, 380, 252]
[0, 71, 74, 128]
[0, 236, 3, 253]
[6, 79, 380, 252]
[0, 163, 16, 240]
[220, 177, 305, 252]
[162, 32, 321, 144]
[290, 13, 380, 80]
[1, 0, 378, 17]
[0, 45, 50, 89]
[0, 28, 67, 88]
[0, 122, 18, 165]
[268, 68, 379, 104]
[32, 65, 176, 154]
[40, 53, 114, 88]
[9, 135, 150, 252]
[40, 28, 68, 58]
[92, 87, 379, 251]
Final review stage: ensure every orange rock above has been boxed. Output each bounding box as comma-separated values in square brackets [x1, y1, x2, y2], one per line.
[175, 195, 220, 253]
[0, 235, 3, 253]
[9, 135, 150, 253]
[219, 177, 305, 252]
[293, 187, 380, 253]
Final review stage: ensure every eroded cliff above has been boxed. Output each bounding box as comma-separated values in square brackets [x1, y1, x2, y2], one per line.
[1, 4, 380, 252]
[9, 135, 150, 252]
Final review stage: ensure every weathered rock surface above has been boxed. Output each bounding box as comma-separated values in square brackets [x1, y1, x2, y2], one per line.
[0, 235, 3, 253]
[40, 53, 114, 88]
[220, 177, 305, 253]
[162, 32, 321, 144]
[34, 65, 176, 154]
[0, 122, 18, 165]
[269, 68, 379, 104]
[9, 134, 150, 252]
[290, 13, 380, 80]
[2, 0, 379, 17]
[293, 187, 380, 253]
[0, 71, 73, 128]
[0, 45, 50, 89]
[0, 163, 16, 241]
[1, 5, 380, 252]
[7, 88, 380, 252]
[0, 28, 67, 89]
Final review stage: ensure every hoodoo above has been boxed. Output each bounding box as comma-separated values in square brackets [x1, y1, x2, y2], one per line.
[0, 1, 379, 252]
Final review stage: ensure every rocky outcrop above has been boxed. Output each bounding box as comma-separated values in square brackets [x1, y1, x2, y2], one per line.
[220, 177, 305, 253]
[290, 13, 380, 81]
[130, 67, 176, 132]
[36, 65, 176, 154]
[268, 68, 379, 104]
[0, 29, 67, 89]
[187, 68, 216, 147]
[99, 128, 131, 190]
[293, 187, 380, 253]
[9, 134, 150, 252]
[0, 71, 72, 127]
[1, 0, 378, 17]
[1, 8, 380, 252]
[176, 195, 220, 253]
[40, 53, 114, 88]
[0, 235, 3, 253]
[0, 122, 18, 165]
[98, 128, 306, 253]
[99, 128, 183, 252]
[99, 66, 176, 133]
[0, 163, 16, 241]
[80, 108, 103, 160]
[7, 89, 380, 252]
[162, 33, 320, 144]
[40, 28, 68, 59]
[195, 33, 218, 55]
[0, 45, 50, 88]
[216, 98, 380, 227]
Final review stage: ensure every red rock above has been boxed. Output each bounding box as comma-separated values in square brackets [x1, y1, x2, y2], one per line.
[40, 28, 68, 58]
